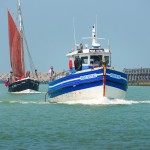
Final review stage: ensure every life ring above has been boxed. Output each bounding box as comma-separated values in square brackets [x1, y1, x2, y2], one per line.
[69, 60, 73, 69]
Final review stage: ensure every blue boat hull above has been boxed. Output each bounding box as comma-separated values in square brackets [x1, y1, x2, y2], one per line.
[48, 68, 128, 102]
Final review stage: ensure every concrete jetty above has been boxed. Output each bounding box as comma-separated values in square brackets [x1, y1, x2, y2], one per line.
[123, 68, 150, 86]
[1, 68, 150, 86]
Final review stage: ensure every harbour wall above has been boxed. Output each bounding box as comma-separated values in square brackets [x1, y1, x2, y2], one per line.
[123, 68, 150, 86]
[0, 72, 50, 84]
[1, 68, 150, 86]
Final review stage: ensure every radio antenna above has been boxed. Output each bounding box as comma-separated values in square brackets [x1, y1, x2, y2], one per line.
[73, 17, 77, 50]
[96, 14, 98, 38]
[108, 39, 110, 49]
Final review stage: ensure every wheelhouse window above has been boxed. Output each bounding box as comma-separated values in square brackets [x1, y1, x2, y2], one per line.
[104, 56, 109, 65]
[90, 55, 102, 67]
[81, 56, 88, 64]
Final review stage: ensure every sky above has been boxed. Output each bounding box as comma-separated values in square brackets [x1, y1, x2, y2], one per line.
[0, 0, 150, 73]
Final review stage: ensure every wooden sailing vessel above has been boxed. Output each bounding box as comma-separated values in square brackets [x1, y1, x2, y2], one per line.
[7, 0, 39, 93]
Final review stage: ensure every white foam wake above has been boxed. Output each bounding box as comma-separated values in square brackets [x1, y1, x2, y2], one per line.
[0, 100, 49, 104]
[9, 90, 46, 94]
[1, 99, 150, 105]
[58, 97, 150, 105]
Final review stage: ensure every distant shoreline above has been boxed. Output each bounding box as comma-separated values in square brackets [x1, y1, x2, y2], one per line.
[0, 72, 50, 84]
[1, 72, 150, 86]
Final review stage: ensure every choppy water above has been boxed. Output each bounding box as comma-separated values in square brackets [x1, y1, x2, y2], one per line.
[0, 84, 150, 150]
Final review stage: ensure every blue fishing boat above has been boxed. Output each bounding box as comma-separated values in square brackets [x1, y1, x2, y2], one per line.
[48, 25, 128, 102]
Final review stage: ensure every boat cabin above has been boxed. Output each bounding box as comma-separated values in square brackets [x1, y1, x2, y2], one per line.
[67, 25, 111, 73]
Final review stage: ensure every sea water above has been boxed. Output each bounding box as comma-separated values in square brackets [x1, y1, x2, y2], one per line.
[0, 84, 150, 150]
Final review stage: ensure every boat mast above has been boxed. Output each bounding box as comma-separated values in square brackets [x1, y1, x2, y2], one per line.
[92, 25, 97, 46]
[82, 24, 105, 48]
[18, 0, 25, 75]
[18, 0, 22, 34]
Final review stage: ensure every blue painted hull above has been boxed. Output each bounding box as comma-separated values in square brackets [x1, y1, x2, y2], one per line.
[48, 68, 128, 102]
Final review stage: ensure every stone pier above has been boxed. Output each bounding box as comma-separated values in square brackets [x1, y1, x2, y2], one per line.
[0, 72, 50, 84]
[123, 68, 150, 86]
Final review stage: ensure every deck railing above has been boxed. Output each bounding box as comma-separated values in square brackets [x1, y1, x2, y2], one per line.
[52, 70, 71, 81]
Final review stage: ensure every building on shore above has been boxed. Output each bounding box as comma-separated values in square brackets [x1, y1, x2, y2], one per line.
[123, 68, 150, 86]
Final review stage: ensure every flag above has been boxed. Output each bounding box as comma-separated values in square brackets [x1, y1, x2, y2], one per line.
[5, 81, 9, 87]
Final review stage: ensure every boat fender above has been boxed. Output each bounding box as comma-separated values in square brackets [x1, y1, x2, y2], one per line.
[69, 59, 73, 69]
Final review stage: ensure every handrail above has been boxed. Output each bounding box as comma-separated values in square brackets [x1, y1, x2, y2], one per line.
[45, 91, 49, 102]
[46, 70, 71, 101]
[53, 70, 71, 81]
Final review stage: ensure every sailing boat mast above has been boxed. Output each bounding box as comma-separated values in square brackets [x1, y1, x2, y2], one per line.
[18, 0, 25, 75]
[18, 0, 22, 34]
